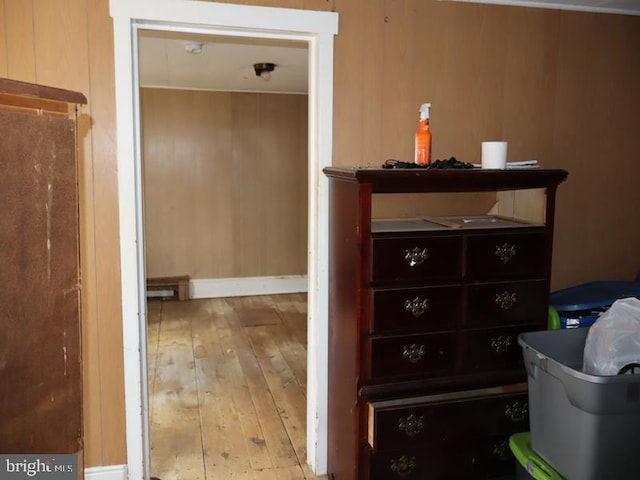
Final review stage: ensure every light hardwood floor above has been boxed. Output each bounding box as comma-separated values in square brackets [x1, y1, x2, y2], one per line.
[147, 293, 326, 480]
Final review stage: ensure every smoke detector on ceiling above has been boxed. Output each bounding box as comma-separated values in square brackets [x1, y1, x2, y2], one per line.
[184, 42, 204, 54]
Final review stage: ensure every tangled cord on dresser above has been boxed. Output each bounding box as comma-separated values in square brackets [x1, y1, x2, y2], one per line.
[383, 157, 474, 169]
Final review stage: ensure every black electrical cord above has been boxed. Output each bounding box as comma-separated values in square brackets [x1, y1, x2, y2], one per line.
[383, 157, 475, 170]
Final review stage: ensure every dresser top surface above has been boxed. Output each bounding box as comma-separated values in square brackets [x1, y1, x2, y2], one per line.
[323, 167, 568, 193]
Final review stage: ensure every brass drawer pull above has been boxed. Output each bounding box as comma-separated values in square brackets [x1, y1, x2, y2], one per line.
[404, 247, 428, 267]
[404, 297, 429, 317]
[505, 401, 529, 423]
[398, 414, 425, 438]
[490, 335, 513, 354]
[495, 243, 516, 264]
[402, 344, 425, 363]
[492, 440, 511, 461]
[495, 291, 517, 310]
[390, 455, 417, 477]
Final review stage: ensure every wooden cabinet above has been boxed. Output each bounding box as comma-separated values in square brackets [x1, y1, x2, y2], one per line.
[0, 79, 86, 455]
[324, 167, 567, 480]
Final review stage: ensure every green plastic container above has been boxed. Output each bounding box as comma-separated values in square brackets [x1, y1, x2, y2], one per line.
[509, 433, 564, 480]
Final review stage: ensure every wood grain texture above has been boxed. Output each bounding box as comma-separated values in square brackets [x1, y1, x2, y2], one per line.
[1, 0, 639, 469]
[85, 0, 126, 464]
[0, 1, 6, 77]
[141, 88, 308, 280]
[3, 0, 36, 82]
[148, 294, 325, 479]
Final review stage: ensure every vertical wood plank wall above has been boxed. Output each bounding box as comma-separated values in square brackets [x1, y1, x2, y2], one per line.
[141, 88, 308, 280]
[0, 0, 125, 467]
[0, 0, 638, 468]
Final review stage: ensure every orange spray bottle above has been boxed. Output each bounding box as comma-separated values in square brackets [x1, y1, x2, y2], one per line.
[415, 103, 432, 165]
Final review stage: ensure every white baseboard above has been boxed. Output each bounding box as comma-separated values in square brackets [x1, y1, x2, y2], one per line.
[84, 465, 127, 480]
[191, 275, 307, 299]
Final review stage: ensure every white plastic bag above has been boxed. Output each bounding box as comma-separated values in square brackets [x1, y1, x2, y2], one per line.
[583, 297, 640, 375]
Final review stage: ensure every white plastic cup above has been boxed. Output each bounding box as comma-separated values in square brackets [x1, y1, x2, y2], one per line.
[481, 141, 508, 169]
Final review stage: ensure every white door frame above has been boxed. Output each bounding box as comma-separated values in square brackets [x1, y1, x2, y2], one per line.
[110, 1, 338, 478]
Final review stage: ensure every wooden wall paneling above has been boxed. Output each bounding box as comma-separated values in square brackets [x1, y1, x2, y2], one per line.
[550, 11, 640, 289]
[188, 90, 234, 279]
[250, 93, 307, 275]
[270, 93, 307, 274]
[143, 89, 307, 281]
[412, 0, 438, 153]
[500, 7, 559, 165]
[361, 0, 385, 166]
[230, 93, 308, 277]
[143, 88, 199, 277]
[86, 0, 126, 465]
[418, 0, 455, 160]
[380, 0, 415, 162]
[550, 13, 600, 286]
[33, 0, 89, 90]
[230, 92, 269, 275]
[31, 0, 97, 467]
[452, 3, 509, 161]
[2, 0, 638, 470]
[332, 0, 366, 167]
[142, 88, 235, 279]
[3, 0, 36, 82]
[0, 1, 7, 77]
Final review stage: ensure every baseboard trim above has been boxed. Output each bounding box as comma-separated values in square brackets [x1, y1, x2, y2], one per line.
[190, 275, 307, 299]
[84, 465, 128, 480]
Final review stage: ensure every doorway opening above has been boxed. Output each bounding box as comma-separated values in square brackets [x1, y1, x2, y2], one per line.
[110, 2, 338, 478]
[138, 29, 312, 477]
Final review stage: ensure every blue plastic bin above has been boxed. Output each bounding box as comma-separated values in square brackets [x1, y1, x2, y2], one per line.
[548, 281, 640, 329]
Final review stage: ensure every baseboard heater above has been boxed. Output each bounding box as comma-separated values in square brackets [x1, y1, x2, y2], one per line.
[146, 275, 190, 301]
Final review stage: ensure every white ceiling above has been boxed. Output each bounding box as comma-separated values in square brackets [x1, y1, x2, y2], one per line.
[137, 1, 638, 94]
[138, 30, 309, 94]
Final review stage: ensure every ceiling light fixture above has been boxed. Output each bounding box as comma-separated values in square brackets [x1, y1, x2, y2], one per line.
[254, 62, 276, 81]
[184, 42, 204, 54]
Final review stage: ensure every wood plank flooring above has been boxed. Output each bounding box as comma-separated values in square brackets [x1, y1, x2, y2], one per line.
[147, 293, 326, 480]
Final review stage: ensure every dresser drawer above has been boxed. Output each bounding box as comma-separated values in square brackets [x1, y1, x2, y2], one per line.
[371, 285, 462, 334]
[371, 235, 462, 282]
[363, 438, 516, 480]
[461, 326, 535, 372]
[366, 387, 528, 451]
[368, 332, 456, 380]
[465, 231, 546, 280]
[466, 279, 548, 327]
[364, 388, 528, 479]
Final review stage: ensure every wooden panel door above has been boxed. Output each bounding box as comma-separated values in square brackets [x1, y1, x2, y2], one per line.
[0, 78, 86, 455]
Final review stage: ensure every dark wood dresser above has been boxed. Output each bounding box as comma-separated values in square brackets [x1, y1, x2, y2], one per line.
[324, 167, 567, 480]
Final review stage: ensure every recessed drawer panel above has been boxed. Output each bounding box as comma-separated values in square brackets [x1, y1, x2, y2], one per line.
[466, 231, 545, 280]
[372, 235, 462, 282]
[368, 332, 456, 380]
[364, 388, 528, 478]
[466, 279, 548, 327]
[363, 437, 516, 480]
[366, 387, 528, 451]
[371, 285, 462, 334]
[461, 326, 535, 372]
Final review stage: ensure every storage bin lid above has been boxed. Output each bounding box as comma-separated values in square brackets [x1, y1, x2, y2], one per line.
[550, 281, 640, 312]
[509, 433, 564, 480]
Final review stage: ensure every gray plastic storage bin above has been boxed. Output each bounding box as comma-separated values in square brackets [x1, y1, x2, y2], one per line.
[518, 328, 640, 480]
